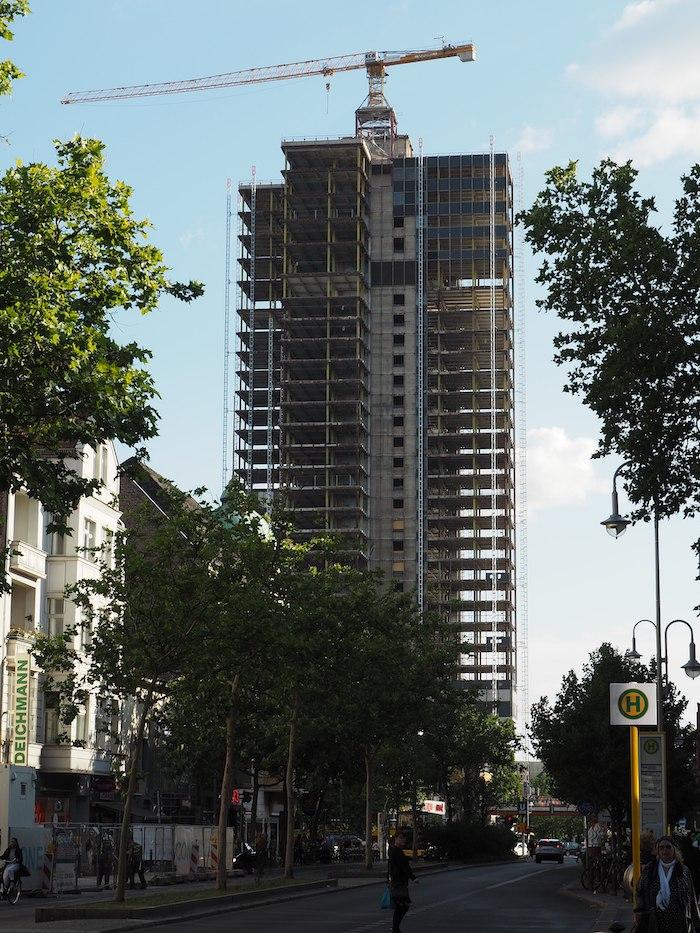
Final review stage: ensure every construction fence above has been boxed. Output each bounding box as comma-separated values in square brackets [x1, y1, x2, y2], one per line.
[11, 822, 250, 893]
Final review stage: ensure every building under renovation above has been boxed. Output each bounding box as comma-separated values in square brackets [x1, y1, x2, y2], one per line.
[231, 69, 516, 716]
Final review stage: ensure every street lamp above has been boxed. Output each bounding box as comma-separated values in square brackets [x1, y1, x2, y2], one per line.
[625, 619, 655, 662]
[600, 464, 632, 538]
[627, 617, 700, 680]
[664, 619, 700, 681]
[602, 463, 663, 733]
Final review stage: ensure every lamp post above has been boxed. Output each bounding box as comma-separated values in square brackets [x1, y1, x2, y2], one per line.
[602, 463, 663, 733]
[626, 618, 700, 681]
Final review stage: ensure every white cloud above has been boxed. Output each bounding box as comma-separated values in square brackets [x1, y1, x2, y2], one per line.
[527, 427, 604, 513]
[595, 106, 644, 139]
[610, 0, 684, 32]
[514, 124, 554, 155]
[609, 106, 700, 166]
[582, 41, 700, 105]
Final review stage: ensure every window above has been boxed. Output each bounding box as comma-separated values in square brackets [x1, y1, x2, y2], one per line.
[393, 498, 404, 510]
[75, 699, 89, 745]
[393, 216, 404, 228]
[393, 478, 404, 489]
[393, 238, 404, 252]
[83, 519, 97, 560]
[44, 692, 60, 745]
[393, 334, 404, 346]
[393, 293, 405, 306]
[393, 314, 405, 326]
[50, 529, 66, 556]
[393, 518, 405, 531]
[393, 416, 404, 427]
[47, 597, 64, 637]
[102, 528, 114, 567]
[393, 437, 404, 447]
[393, 457, 403, 468]
[93, 444, 109, 484]
[393, 355, 404, 366]
[392, 561, 405, 573]
[393, 375, 404, 387]
[79, 617, 92, 651]
[392, 540, 404, 552]
[393, 395, 404, 407]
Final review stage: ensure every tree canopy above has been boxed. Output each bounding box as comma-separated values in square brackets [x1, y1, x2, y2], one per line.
[0, 0, 28, 97]
[531, 643, 699, 826]
[518, 160, 700, 542]
[0, 136, 203, 537]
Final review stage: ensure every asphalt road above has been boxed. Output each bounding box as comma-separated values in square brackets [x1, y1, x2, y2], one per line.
[146, 861, 616, 933]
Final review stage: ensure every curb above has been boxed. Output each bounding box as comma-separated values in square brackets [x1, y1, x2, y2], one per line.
[98, 884, 341, 932]
[35, 879, 337, 925]
[560, 879, 632, 930]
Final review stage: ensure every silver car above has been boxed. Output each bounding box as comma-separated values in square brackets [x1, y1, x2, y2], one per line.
[535, 838, 564, 864]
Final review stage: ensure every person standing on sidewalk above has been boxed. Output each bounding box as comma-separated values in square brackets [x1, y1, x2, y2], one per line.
[635, 836, 700, 933]
[388, 831, 418, 933]
[255, 831, 268, 880]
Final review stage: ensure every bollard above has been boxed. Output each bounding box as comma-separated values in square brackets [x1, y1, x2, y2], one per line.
[189, 842, 199, 879]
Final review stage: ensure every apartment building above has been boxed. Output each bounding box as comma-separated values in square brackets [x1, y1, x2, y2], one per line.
[0, 442, 122, 828]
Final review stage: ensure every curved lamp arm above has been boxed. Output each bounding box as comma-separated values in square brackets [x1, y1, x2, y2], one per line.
[664, 619, 700, 680]
[627, 618, 656, 660]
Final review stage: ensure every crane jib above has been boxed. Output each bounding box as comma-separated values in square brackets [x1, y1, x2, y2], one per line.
[61, 42, 476, 105]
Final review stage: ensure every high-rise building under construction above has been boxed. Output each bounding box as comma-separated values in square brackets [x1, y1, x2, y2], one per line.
[233, 96, 516, 716]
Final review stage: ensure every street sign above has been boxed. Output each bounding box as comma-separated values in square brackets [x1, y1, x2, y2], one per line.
[517, 800, 526, 814]
[639, 731, 665, 841]
[609, 683, 657, 726]
[421, 799, 446, 816]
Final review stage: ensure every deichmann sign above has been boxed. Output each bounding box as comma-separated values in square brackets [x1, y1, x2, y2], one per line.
[12, 655, 30, 765]
[609, 683, 657, 727]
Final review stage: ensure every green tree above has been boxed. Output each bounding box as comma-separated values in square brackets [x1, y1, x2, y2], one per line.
[531, 643, 699, 828]
[0, 137, 202, 549]
[0, 0, 28, 97]
[32, 486, 218, 902]
[518, 160, 700, 555]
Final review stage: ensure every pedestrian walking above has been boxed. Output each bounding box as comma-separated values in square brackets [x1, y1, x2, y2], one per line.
[634, 836, 700, 933]
[255, 831, 268, 879]
[388, 830, 418, 933]
[96, 834, 114, 889]
[127, 837, 147, 890]
[528, 835, 537, 861]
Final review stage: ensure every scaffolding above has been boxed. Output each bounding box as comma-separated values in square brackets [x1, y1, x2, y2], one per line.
[515, 151, 530, 742]
[221, 180, 233, 493]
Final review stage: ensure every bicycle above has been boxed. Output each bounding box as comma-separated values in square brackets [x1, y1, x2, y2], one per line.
[0, 864, 22, 905]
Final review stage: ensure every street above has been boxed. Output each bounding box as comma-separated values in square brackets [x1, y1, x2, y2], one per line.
[146, 862, 620, 933]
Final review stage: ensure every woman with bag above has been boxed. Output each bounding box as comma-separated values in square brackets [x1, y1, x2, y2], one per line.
[387, 830, 418, 933]
[635, 836, 700, 932]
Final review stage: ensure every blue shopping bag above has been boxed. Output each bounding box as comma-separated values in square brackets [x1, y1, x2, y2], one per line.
[380, 884, 395, 909]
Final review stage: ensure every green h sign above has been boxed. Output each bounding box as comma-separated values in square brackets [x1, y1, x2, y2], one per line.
[618, 688, 649, 721]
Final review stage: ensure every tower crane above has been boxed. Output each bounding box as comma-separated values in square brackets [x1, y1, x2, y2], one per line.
[61, 42, 476, 138]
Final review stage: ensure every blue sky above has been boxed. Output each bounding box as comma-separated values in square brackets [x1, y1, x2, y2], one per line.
[3, 0, 699, 717]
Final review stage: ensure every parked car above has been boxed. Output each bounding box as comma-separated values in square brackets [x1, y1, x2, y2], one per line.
[564, 840, 581, 858]
[324, 834, 365, 862]
[535, 838, 565, 864]
[232, 842, 255, 874]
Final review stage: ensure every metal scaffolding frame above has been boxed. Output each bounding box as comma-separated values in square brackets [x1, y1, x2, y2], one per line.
[416, 139, 426, 614]
[489, 136, 498, 714]
[221, 179, 233, 493]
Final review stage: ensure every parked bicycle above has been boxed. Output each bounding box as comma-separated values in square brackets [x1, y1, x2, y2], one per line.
[581, 852, 626, 894]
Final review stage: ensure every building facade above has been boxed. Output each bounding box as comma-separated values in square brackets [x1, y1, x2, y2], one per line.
[233, 110, 516, 715]
[0, 442, 122, 829]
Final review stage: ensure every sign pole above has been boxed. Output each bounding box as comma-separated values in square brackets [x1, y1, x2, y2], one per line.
[630, 725, 641, 904]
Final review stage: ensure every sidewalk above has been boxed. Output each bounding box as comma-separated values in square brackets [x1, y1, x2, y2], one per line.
[562, 878, 633, 931]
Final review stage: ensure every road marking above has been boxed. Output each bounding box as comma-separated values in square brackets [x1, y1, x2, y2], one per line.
[344, 866, 557, 932]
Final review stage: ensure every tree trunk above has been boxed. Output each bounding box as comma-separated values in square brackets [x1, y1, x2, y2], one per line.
[411, 784, 418, 859]
[249, 762, 260, 842]
[309, 777, 329, 843]
[115, 691, 153, 903]
[364, 748, 374, 871]
[444, 767, 453, 824]
[284, 693, 298, 879]
[216, 676, 240, 891]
